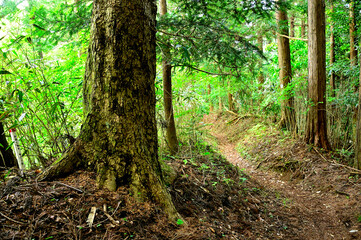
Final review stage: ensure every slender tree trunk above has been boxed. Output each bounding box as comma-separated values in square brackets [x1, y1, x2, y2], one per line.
[301, 18, 306, 38]
[354, 55, 361, 169]
[0, 123, 16, 168]
[257, 33, 265, 89]
[290, 15, 295, 38]
[218, 95, 223, 111]
[39, 0, 180, 220]
[330, 0, 336, 98]
[277, 6, 296, 132]
[208, 84, 214, 112]
[160, 0, 178, 155]
[349, 0, 357, 66]
[228, 93, 234, 112]
[306, 0, 330, 149]
[227, 80, 234, 112]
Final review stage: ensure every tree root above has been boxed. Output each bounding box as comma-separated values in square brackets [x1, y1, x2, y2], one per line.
[37, 140, 84, 181]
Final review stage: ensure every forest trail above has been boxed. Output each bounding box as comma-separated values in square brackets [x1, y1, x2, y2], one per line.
[206, 114, 361, 240]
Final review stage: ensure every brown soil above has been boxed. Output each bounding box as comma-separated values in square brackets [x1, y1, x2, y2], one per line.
[1, 112, 361, 239]
[204, 112, 361, 240]
[0, 144, 293, 239]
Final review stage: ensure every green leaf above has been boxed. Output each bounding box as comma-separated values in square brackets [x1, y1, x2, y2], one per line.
[0, 70, 12, 75]
[33, 24, 46, 31]
[176, 219, 184, 225]
[17, 91, 23, 102]
[26, 37, 32, 44]
[0, 112, 10, 121]
[50, 102, 65, 115]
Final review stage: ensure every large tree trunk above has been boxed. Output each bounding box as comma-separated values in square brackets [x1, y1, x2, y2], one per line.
[354, 55, 361, 169]
[305, 0, 330, 149]
[0, 123, 16, 168]
[39, 0, 179, 220]
[277, 6, 297, 133]
[160, 0, 179, 155]
[349, 0, 357, 66]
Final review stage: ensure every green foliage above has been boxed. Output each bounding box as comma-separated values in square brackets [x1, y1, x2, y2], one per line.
[157, 0, 271, 77]
[0, 0, 359, 170]
[0, 0, 89, 167]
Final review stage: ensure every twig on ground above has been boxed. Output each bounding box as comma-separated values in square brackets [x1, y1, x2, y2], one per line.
[55, 181, 83, 193]
[102, 204, 119, 226]
[312, 147, 361, 174]
[0, 211, 27, 225]
[335, 190, 350, 197]
[94, 201, 122, 226]
[226, 110, 239, 116]
[256, 156, 271, 169]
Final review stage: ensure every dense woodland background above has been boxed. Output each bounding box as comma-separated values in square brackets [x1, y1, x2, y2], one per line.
[2, 0, 361, 239]
[0, 0, 360, 171]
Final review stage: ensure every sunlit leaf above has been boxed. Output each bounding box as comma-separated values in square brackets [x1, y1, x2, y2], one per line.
[0, 112, 10, 121]
[19, 113, 26, 122]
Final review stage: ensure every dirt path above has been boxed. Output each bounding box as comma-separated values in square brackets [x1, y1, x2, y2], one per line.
[212, 130, 361, 240]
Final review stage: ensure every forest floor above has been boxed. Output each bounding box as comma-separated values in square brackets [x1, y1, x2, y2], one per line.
[204, 112, 361, 240]
[1, 112, 361, 239]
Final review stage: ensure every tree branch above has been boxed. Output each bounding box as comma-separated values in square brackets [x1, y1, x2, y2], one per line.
[158, 30, 202, 40]
[277, 33, 308, 41]
[175, 65, 233, 76]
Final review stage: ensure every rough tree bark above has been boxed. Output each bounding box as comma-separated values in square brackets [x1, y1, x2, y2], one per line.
[305, 0, 330, 149]
[289, 15, 295, 38]
[0, 123, 16, 168]
[329, 0, 336, 99]
[228, 93, 234, 112]
[277, 5, 297, 133]
[159, 0, 179, 155]
[354, 55, 361, 169]
[301, 18, 306, 38]
[349, 0, 357, 66]
[38, 0, 180, 220]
